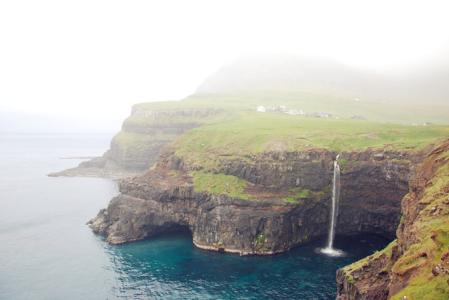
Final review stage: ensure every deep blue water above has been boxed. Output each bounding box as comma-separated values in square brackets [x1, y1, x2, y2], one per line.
[0, 133, 390, 300]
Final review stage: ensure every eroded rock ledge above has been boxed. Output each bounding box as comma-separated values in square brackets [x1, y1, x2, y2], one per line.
[337, 139, 449, 299]
[89, 148, 415, 255]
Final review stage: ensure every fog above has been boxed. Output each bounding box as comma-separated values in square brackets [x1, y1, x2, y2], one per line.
[1, 0, 449, 132]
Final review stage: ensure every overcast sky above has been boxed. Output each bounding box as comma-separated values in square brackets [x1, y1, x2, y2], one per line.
[1, 0, 449, 131]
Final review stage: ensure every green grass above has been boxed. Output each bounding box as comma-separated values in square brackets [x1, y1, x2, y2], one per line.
[391, 160, 449, 300]
[342, 240, 397, 276]
[112, 92, 449, 172]
[112, 131, 177, 156]
[283, 188, 311, 203]
[191, 171, 253, 200]
[175, 112, 449, 170]
[132, 91, 449, 124]
[283, 187, 328, 203]
[381, 148, 449, 300]
[255, 233, 267, 247]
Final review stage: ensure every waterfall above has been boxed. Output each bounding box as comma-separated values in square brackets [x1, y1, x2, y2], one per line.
[320, 154, 344, 256]
[327, 154, 341, 249]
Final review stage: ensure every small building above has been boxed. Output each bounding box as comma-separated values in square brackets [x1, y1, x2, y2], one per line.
[279, 105, 287, 112]
[256, 106, 266, 113]
[313, 112, 332, 118]
[351, 115, 366, 120]
[286, 109, 305, 116]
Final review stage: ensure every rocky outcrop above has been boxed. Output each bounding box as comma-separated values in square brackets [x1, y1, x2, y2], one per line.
[217, 150, 415, 239]
[89, 147, 414, 255]
[337, 139, 449, 299]
[88, 162, 330, 254]
[50, 105, 224, 178]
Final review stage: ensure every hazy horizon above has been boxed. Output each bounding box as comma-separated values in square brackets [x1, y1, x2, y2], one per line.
[1, 0, 449, 132]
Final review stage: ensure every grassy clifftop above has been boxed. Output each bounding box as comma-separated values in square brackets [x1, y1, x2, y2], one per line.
[174, 111, 449, 170]
[133, 92, 449, 124]
[76, 90, 449, 176]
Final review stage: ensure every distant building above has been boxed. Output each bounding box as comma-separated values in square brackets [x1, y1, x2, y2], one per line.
[286, 109, 305, 116]
[351, 115, 366, 120]
[256, 106, 266, 113]
[279, 105, 287, 112]
[313, 112, 332, 118]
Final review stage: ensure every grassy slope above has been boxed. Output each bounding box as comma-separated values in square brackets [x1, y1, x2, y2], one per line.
[340, 146, 449, 299]
[133, 91, 449, 124]
[190, 172, 328, 203]
[127, 92, 449, 162]
[175, 111, 449, 170]
[390, 149, 449, 300]
[122, 92, 449, 199]
[192, 171, 253, 200]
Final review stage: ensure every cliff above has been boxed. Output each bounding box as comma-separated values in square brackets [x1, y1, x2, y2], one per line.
[86, 95, 449, 255]
[337, 139, 449, 299]
[88, 146, 415, 255]
[49, 102, 226, 178]
[50, 82, 449, 179]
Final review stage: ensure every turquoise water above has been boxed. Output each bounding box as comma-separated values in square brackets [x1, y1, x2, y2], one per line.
[0, 133, 389, 300]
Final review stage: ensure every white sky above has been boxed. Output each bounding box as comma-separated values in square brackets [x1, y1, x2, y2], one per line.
[1, 0, 449, 130]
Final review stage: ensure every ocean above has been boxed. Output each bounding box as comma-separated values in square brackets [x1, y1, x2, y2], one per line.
[0, 133, 389, 299]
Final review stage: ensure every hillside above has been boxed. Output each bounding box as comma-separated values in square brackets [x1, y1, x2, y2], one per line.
[337, 139, 449, 299]
[196, 55, 449, 106]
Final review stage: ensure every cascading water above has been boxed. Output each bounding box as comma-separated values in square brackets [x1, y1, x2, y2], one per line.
[320, 154, 344, 256]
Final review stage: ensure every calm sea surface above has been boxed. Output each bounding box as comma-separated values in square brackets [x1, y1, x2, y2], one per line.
[0, 133, 389, 300]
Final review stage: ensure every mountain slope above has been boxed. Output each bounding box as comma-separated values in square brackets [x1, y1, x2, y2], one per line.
[337, 139, 449, 299]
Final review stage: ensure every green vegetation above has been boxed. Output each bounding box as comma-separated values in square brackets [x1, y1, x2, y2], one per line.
[133, 91, 449, 124]
[113, 92, 449, 172]
[111, 131, 177, 160]
[255, 233, 267, 247]
[340, 144, 449, 300]
[283, 188, 311, 203]
[191, 171, 253, 200]
[113, 131, 175, 148]
[390, 157, 449, 300]
[175, 112, 449, 170]
[283, 187, 327, 204]
[342, 240, 397, 276]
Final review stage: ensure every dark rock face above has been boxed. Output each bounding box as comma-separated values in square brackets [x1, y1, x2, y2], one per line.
[89, 167, 330, 254]
[336, 244, 399, 300]
[338, 153, 412, 239]
[89, 148, 414, 255]
[336, 140, 449, 300]
[218, 150, 414, 240]
[218, 151, 336, 189]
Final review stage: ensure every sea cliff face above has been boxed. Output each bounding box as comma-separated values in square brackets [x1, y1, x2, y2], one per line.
[88, 148, 414, 255]
[49, 104, 224, 178]
[337, 139, 449, 299]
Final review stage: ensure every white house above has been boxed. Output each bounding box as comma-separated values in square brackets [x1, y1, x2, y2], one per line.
[256, 105, 266, 112]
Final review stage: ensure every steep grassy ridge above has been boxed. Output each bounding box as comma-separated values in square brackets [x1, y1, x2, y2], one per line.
[337, 140, 449, 300]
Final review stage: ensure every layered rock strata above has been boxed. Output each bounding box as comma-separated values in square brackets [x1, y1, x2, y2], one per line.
[89, 148, 414, 255]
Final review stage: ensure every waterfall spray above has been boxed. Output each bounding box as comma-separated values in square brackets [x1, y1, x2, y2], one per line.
[320, 154, 344, 256]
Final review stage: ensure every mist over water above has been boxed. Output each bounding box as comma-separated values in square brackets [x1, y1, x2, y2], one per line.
[0, 133, 389, 299]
